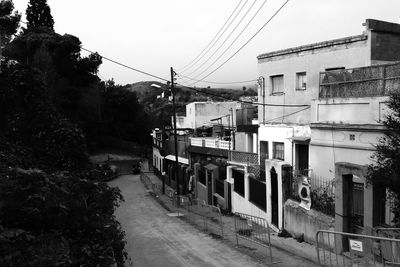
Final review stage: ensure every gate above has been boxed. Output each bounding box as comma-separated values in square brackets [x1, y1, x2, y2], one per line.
[316, 230, 400, 266]
[234, 212, 279, 266]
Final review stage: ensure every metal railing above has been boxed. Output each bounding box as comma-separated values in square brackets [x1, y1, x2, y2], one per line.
[234, 212, 279, 266]
[229, 150, 258, 165]
[316, 230, 400, 266]
[140, 172, 278, 265]
[288, 171, 335, 217]
[189, 137, 232, 150]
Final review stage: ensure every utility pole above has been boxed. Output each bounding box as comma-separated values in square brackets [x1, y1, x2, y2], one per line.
[0, 29, 2, 74]
[170, 67, 180, 204]
[230, 107, 235, 150]
[258, 77, 265, 124]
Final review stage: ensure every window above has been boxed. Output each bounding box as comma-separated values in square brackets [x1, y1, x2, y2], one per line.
[296, 72, 307, 90]
[325, 67, 345, 72]
[273, 142, 284, 160]
[349, 134, 355, 141]
[270, 75, 284, 94]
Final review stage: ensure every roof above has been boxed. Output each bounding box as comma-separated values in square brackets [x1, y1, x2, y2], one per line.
[257, 34, 367, 60]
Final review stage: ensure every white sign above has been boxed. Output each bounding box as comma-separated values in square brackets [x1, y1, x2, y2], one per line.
[349, 239, 363, 252]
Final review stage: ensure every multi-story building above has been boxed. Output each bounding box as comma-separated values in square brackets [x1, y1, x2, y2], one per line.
[252, 18, 400, 230]
[311, 62, 399, 238]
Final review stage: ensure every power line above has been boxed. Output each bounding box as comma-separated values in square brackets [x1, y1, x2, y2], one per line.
[176, 82, 310, 107]
[177, 73, 257, 85]
[185, 0, 257, 78]
[263, 106, 310, 123]
[81, 47, 169, 83]
[189, 0, 268, 84]
[181, 0, 248, 74]
[178, 0, 243, 73]
[194, 0, 290, 84]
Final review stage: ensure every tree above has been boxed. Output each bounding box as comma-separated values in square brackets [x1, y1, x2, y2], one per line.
[26, 0, 54, 31]
[367, 91, 400, 226]
[0, 0, 20, 71]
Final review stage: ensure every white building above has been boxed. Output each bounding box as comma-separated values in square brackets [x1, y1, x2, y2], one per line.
[254, 19, 400, 230]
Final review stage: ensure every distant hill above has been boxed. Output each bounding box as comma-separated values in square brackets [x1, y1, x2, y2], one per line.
[124, 81, 257, 128]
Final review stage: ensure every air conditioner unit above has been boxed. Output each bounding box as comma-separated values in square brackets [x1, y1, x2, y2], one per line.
[298, 176, 311, 210]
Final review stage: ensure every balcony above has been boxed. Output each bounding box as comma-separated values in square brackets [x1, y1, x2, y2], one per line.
[319, 62, 400, 98]
[189, 137, 232, 150]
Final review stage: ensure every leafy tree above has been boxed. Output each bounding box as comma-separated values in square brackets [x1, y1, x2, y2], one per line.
[0, 0, 20, 72]
[367, 91, 400, 226]
[26, 0, 54, 31]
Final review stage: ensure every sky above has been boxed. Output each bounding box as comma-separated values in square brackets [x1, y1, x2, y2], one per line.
[10, 0, 400, 88]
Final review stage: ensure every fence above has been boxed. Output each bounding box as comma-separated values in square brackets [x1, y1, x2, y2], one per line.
[288, 171, 335, 217]
[139, 172, 278, 264]
[316, 230, 400, 266]
[234, 212, 279, 266]
[319, 62, 400, 98]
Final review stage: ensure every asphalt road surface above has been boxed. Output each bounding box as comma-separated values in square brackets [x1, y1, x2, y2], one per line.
[110, 175, 263, 267]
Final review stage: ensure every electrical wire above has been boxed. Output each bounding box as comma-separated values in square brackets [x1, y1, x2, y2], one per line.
[81, 47, 170, 83]
[181, 0, 248, 74]
[177, 73, 257, 85]
[189, 0, 268, 84]
[194, 0, 290, 84]
[185, 0, 257, 78]
[263, 106, 311, 123]
[176, 82, 310, 107]
[178, 0, 244, 73]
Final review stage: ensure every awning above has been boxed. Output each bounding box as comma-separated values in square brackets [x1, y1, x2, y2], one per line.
[164, 155, 189, 165]
[204, 163, 218, 171]
[287, 137, 310, 142]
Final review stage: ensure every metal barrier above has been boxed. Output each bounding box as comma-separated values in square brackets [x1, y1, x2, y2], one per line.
[234, 212, 278, 266]
[316, 230, 400, 266]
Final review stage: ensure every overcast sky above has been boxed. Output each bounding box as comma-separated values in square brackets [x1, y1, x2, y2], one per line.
[11, 0, 400, 88]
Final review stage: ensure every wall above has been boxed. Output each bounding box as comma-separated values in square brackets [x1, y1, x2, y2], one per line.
[258, 36, 369, 124]
[227, 166, 268, 220]
[311, 96, 389, 124]
[258, 124, 310, 168]
[152, 147, 164, 173]
[186, 102, 238, 129]
[309, 97, 387, 179]
[284, 199, 334, 244]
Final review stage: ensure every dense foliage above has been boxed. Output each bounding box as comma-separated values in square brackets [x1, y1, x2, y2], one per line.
[26, 0, 54, 30]
[0, 1, 129, 265]
[367, 91, 400, 226]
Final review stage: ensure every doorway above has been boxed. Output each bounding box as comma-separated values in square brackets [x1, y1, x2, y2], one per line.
[270, 167, 279, 227]
[207, 171, 213, 205]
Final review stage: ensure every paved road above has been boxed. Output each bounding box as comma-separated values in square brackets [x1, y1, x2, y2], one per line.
[110, 175, 263, 267]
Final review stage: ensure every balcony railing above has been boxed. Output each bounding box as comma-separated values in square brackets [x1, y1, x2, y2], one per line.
[319, 62, 400, 98]
[189, 137, 232, 150]
[229, 151, 258, 165]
